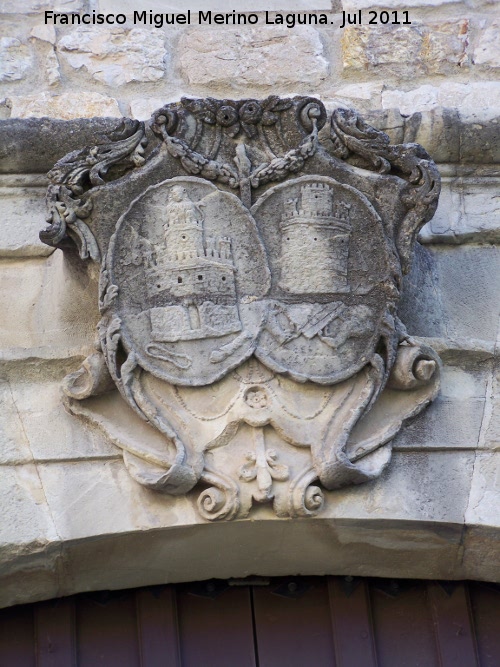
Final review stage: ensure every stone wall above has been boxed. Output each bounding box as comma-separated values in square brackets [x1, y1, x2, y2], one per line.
[0, 0, 499, 607]
[0, 0, 498, 120]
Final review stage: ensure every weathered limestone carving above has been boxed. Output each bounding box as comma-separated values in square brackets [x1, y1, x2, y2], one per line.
[41, 118, 147, 261]
[42, 97, 441, 521]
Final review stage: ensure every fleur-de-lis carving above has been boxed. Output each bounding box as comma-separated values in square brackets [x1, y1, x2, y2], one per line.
[239, 429, 289, 503]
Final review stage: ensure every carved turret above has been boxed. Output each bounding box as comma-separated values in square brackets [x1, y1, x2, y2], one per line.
[279, 183, 351, 294]
[145, 187, 241, 342]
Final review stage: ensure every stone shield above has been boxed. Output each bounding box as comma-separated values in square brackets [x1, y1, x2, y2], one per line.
[41, 98, 442, 520]
[108, 177, 270, 385]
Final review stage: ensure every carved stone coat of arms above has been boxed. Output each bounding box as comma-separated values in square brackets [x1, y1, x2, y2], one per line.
[41, 97, 441, 521]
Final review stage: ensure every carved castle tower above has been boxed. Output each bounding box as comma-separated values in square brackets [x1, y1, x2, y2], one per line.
[164, 196, 205, 260]
[279, 183, 351, 294]
[145, 187, 241, 342]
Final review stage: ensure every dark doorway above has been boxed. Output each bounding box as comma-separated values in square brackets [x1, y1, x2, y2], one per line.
[0, 577, 499, 666]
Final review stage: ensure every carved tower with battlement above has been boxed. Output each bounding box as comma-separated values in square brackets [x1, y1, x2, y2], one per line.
[279, 183, 351, 294]
[145, 187, 241, 342]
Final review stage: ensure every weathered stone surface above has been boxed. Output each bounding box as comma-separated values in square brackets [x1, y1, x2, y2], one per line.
[179, 26, 328, 87]
[0, 112, 497, 176]
[403, 108, 461, 164]
[8, 91, 122, 120]
[0, 101, 10, 121]
[0, 509, 460, 608]
[461, 526, 500, 584]
[36, 460, 198, 542]
[382, 82, 500, 116]
[57, 27, 167, 86]
[393, 361, 489, 451]
[465, 453, 500, 530]
[324, 82, 383, 112]
[474, 21, 500, 68]
[0, 448, 490, 608]
[130, 97, 170, 121]
[464, 445, 500, 584]
[2, 375, 118, 462]
[0, 176, 54, 257]
[43, 48, 61, 86]
[383, 85, 441, 115]
[0, 380, 34, 465]
[482, 361, 500, 451]
[402, 107, 500, 165]
[28, 24, 61, 86]
[332, 451, 475, 526]
[0, 461, 63, 608]
[400, 245, 500, 343]
[100, 0, 332, 10]
[0, 464, 59, 558]
[30, 24, 56, 45]
[420, 177, 500, 244]
[0, 37, 32, 83]
[0, 118, 136, 174]
[423, 19, 469, 72]
[459, 117, 500, 167]
[432, 246, 500, 343]
[0, 252, 98, 358]
[2, 0, 82, 12]
[342, 21, 468, 75]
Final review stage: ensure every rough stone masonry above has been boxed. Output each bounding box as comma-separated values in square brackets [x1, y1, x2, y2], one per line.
[0, 0, 499, 606]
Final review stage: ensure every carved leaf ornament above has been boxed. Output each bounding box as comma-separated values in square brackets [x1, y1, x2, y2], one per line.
[43, 97, 441, 521]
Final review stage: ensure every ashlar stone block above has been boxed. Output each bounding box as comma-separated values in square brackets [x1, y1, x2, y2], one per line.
[382, 82, 500, 116]
[8, 91, 121, 120]
[179, 26, 328, 87]
[0, 176, 53, 257]
[466, 452, 500, 529]
[474, 21, 500, 68]
[0, 251, 98, 358]
[420, 177, 500, 244]
[36, 460, 199, 542]
[57, 27, 167, 86]
[0, 464, 59, 558]
[0, 37, 33, 83]
[342, 21, 468, 75]
[400, 244, 500, 344]
[392, 361, 490, 452]
[4, 376, 118, 462]
[0, 380, 34, 466]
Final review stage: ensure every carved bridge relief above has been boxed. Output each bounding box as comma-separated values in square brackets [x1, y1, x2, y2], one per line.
[42, 97, 442, 521]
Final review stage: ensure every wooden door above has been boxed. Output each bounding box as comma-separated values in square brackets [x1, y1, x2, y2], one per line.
[1, 577, 499, 666]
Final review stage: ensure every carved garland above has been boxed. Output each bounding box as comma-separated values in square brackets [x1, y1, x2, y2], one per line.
[151, 97, 324, 207]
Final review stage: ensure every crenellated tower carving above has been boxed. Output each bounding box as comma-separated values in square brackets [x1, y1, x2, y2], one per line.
[145, 186, 241, 342]
[279, 183, 351, 294]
